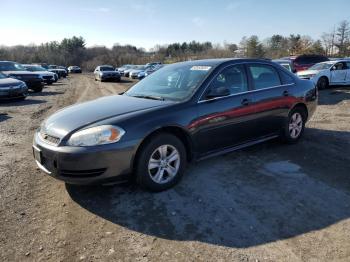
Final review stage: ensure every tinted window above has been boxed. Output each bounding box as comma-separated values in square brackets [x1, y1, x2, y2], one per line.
[334, 63, 346, 70]
[206, 65, 248, 97]
[295, 55, 329, 64]
[280, 71, 295, 85]
[248, 64, 281, 90]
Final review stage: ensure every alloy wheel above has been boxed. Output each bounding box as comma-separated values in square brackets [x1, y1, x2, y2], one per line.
[148, 144, 180, 184]
[289, 112, 303, 139]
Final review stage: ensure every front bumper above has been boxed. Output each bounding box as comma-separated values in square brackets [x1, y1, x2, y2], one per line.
[101, 74, 120, 80]
[33, 132, 137, 184]
[25, 79, 44, 88]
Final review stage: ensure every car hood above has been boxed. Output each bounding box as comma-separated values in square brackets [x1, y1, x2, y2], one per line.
[2, 70, 38, 76]
[35, 71, 54, 76]
[297, 69, 320, 76]
[42, 95, 173, 138]
[131, 69, 144, 74]
[0, 77, 24, 87]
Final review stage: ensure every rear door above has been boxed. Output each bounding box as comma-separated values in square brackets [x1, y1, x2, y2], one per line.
[246, 63, 295, 137]
[345, 62, 350, 83]
[330, 62, 347, 83]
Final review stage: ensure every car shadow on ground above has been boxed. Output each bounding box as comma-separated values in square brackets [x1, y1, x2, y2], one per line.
[119, 78, 134, 84]
[29, 91, 65, 97]
[318, 85, 350, 105]
[0, 99, 46, 107]
[0, 113, 11, 122]
[66, 128, 350, 248]
[52, 83, 67, 86]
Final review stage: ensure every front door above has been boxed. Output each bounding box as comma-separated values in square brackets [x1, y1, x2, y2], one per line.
[330, 62, 347, 84]
[192, 64, 258, 155]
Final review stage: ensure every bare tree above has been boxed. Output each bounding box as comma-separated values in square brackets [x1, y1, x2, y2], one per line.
[335, 20, 350, 56]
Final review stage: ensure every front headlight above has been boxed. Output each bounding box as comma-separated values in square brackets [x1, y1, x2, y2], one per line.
[19, 82, 27, 90]
[67, 125, 125, 147]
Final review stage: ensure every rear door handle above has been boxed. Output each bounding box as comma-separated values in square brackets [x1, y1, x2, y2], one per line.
[283, 90, 289, 96]
[241, 98, 251, 106]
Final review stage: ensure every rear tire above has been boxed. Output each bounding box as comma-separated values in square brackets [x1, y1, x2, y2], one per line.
[135, 134, 187, 192]
[31, 86, 43, 93]
[281, 107, 307, 144]
[317, 77, 328, 90]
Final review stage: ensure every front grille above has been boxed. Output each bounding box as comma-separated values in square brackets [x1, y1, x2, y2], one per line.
[43, 76, 52, 80]
[40, 132, 60, 145]
[60, 168, 107, 178]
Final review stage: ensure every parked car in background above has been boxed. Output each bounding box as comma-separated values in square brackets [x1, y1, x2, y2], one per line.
[68, 66, 82, 73]
[138, 64, 164, 79]
[58, 66, 69, 75]
[297, 59, 350, 89]
[129, 65, 148, 79]
[33, 58, 317, 191]
[281, 55, 329, 72]
[23, 64, 56, 85]
[0, 61, 44, 92]
[272, 59, 296, 73]
[146, 62, 162, 67]
[0, 72, 28, 100]
[48, 65, 67, 78]
[117, 65, 133, 76]
[123, 65, 139, 77]
[35, 63, 60, 80]
[94, 65, 121, 82]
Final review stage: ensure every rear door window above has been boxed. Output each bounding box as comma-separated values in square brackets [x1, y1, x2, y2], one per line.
[248, 64, 281, 90]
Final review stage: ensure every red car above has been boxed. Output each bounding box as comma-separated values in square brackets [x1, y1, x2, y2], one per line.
[281, 55, 329, 72]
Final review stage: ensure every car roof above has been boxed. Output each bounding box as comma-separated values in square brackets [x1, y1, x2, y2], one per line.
[173, 58, 276, 67]
[272, 59, 292, 63]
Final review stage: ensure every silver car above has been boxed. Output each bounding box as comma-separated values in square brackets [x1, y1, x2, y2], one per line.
[94, 65, 121, 82]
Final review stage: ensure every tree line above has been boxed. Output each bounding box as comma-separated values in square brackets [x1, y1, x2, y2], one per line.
[0, 20, 349, 71]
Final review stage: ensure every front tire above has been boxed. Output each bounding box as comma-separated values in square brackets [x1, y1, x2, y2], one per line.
[317, 77, 328, 90]
[31, 86, 43, 93]
[281, 107, 306, 144]
[135, 134, 187, 192]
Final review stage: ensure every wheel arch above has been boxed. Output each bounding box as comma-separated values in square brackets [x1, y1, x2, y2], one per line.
[131, 125, 194, 174]
[290, 103, 309, 121]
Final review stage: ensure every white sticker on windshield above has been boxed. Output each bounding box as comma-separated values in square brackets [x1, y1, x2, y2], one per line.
[190, 66, 212, 71]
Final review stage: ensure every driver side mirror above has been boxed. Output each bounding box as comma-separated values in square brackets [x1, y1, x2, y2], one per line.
[331, 66, 336, 71]
[206, 86, 230, 99]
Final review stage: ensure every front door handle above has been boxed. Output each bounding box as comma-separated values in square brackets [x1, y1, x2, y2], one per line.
[283, 90, 289, 96]
[241, 98, 251, 106]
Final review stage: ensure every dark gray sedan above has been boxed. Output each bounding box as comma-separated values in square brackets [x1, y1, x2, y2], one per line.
[0, 72, 28, 100]
[33, 58, 317, 191]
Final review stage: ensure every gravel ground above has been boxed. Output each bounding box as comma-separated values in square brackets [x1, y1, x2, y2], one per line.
[0, 74, 349, 262]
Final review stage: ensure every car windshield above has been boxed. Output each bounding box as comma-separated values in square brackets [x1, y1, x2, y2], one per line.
[100, 66, 114, 71]
[309, 62, 334, 70]
[0, 62, 26, 71]
[125, 63, 212, 101]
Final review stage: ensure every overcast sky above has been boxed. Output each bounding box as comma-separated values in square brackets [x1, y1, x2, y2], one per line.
[1, 0, 349, 50]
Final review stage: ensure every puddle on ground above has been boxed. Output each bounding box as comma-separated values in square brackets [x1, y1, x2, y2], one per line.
[260, 160, 305, 179]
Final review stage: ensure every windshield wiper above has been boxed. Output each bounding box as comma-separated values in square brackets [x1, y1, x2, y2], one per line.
[130, 94, 165, 101]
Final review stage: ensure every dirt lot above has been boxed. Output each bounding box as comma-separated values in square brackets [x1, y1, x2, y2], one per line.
[1, 74, 350, 261]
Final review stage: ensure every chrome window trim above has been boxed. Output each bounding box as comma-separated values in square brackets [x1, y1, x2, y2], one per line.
[197, 61, 296, 104]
